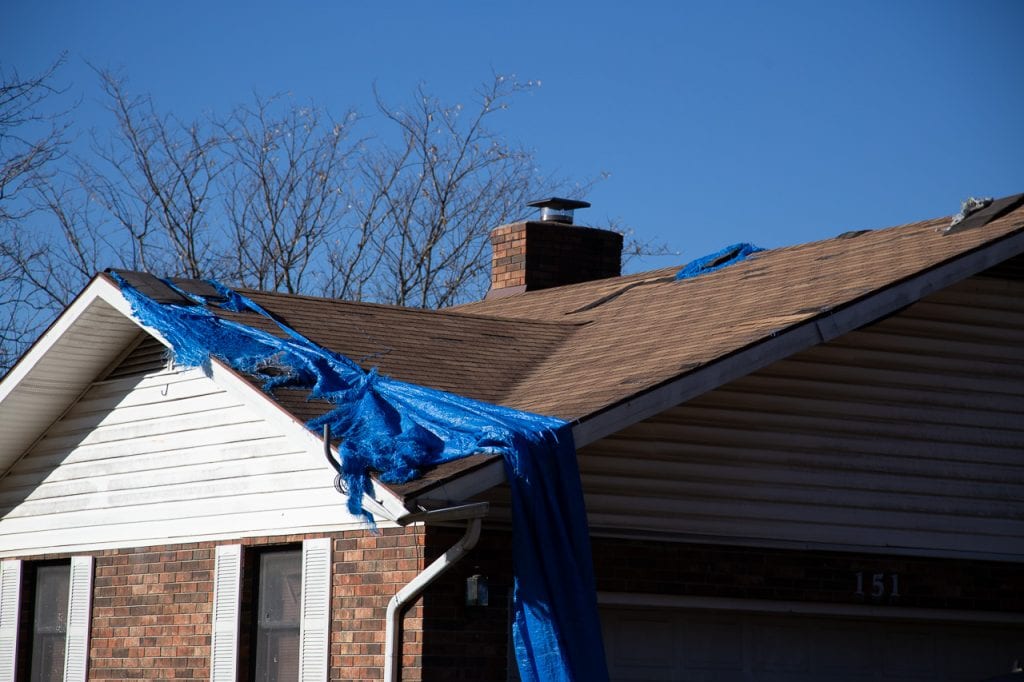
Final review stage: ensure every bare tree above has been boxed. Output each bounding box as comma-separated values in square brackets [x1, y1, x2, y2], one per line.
[352, 76, 557, 308]
[0, 69, 608, 373]
[83, 70, 221, 278]
[0, 56, 68, 223]
[0, 57, 70, 369]
[218, 95, 357, 293]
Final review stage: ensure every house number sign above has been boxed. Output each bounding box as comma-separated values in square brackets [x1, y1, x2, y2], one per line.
[854, 572, 901, 599]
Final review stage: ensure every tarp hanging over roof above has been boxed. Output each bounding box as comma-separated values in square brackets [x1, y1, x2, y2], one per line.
[111, 272, 609, 682]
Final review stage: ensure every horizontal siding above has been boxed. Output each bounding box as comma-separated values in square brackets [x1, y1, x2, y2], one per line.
[0, 343, 369, 557]
[579, 275, 1024, 559]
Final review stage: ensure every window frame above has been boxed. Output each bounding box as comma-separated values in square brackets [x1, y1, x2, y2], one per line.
[249, 546, 303, 682]
[0, 556, 93, 682]
[210, 538, 331, 682]
[25, 560, 72, 682]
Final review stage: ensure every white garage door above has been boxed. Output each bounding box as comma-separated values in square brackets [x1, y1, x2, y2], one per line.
[602, 607, 1024, 682]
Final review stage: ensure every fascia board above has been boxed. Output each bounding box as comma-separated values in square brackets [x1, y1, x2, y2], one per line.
[403, 457, 508, 509]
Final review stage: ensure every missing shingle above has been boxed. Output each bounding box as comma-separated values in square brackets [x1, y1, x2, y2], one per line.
[837, 229, 872, 239]
[943, 193, 1024, 234]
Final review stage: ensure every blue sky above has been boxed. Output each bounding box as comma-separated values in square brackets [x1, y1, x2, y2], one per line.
[4, 0, 1023, 271]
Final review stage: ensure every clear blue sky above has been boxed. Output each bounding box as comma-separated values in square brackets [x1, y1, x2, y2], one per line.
[4, 0, 1022, 271]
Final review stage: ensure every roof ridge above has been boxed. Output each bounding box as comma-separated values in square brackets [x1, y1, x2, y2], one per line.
[239, 287, 587, 328]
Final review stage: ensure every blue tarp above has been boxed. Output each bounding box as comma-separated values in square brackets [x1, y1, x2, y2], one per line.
[676, 242, 764, 280]
[113, 274, 609, 682]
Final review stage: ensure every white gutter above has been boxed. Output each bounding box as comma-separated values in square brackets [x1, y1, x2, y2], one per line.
[384, 501, 490, 682]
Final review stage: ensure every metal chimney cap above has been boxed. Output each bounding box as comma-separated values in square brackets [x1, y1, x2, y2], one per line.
[528, 197, 591, 224]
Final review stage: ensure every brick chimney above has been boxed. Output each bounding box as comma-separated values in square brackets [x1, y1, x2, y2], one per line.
[486, 198, 624, 299]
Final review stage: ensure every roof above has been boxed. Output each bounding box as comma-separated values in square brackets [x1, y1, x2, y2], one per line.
[109, 195, 1024, 428]
[456, 200, 1024, 420]
[2, 193, 1023, 509]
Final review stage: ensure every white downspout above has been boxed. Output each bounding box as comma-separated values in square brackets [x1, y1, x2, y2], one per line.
[384, 501, 489, 682]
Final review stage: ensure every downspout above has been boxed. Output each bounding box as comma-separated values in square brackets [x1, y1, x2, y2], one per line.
[385, 501, 490, 682]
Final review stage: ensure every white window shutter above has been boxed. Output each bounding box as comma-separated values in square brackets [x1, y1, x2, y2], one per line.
[63, 556, 94, 682]
[0, 560, 21, 681]
[298, 538, 331, 682]
[210, 545, 242, 682]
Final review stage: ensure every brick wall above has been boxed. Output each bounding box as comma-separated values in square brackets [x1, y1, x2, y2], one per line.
[14, 529, 1021, 680]
[90, 543, 214, 680]
[332, 527, 426, 681]
[16, 527, 426, 681]
[420, 526, 516, 682]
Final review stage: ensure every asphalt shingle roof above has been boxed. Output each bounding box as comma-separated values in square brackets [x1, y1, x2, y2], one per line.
[107, 197, 1024, 499]
[116, 197, 1024, 425]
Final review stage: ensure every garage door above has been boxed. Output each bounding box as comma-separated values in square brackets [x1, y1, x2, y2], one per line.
[602, 607, 1024, 682]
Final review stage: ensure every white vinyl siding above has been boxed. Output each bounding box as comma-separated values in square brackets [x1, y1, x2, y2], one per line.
[0, 340, 374, 557]
[577, 274, 1024, 559]
[0, 559, 21, 679]
[298, 538, 332, 682]
[63, 556, 93, 682]
[210, 544, 242, 682]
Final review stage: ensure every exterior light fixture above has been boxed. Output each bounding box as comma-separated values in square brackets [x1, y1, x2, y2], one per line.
[465, 569, 489, 607]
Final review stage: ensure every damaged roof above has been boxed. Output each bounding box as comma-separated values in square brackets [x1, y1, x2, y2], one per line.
[3, 193, 1022, 507]
[110, 194, 1024, 427]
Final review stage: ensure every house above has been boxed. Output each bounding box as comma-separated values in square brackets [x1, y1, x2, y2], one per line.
[1, 192, 1023, 681]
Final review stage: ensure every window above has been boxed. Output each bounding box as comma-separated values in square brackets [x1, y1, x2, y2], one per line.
[29, 563, 71, 682]
[0, 557, 93, 682]
[210, 539, 331, 682]
[252, 549, 302, 682]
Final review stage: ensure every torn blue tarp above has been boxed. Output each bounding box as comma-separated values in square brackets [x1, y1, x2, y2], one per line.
[676, 242, 764, 280]
[112, 273, 609, 682]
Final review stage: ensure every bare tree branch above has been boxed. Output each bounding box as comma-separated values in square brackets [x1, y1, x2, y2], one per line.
[0, 55, 69, 223]
[217, 95, 357, 293]
[82, 69, 221, 278]
[1, 68, 611, 373]
[355, 74, 570, 307]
